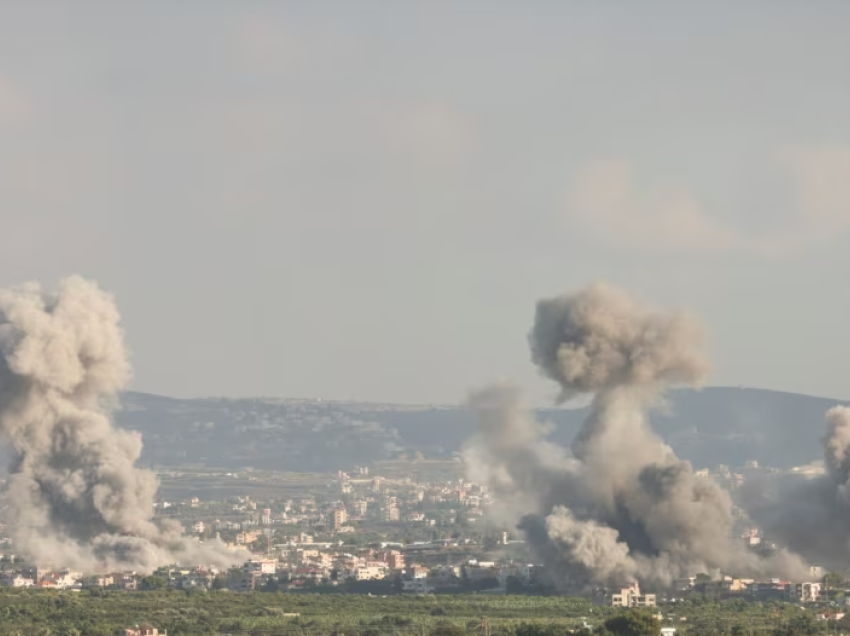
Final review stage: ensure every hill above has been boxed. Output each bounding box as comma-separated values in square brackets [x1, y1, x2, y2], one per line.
[114, 387, 848, 472]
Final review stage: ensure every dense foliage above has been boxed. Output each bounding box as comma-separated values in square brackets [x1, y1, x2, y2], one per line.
[0, 590, 842, 636]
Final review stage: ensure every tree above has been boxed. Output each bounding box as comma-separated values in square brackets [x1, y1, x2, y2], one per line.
[515, 624, 572, 636]
[823, 572, 845, 590]
[604, 611, 662, 636]
[431, 622, 467, 636]
[505, 576, 524, 594]
[482, 537, 499, 551]
[139, 575, 168, 590]
[774, 614, 824, 636]
[210, 575, 226, 590]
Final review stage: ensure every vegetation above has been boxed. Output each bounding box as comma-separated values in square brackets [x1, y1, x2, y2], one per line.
[0, 590, 841, 636]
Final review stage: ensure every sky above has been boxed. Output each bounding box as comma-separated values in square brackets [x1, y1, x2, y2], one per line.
[2, 1, 850, 404]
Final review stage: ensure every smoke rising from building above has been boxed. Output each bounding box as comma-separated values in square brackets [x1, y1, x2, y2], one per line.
[746, 406, 850, 568]
[0, 277, 243, 572]
[465, 282, 805, 588]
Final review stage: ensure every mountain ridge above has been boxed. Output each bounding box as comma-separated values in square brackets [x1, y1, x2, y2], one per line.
[114, 387, 848, 472]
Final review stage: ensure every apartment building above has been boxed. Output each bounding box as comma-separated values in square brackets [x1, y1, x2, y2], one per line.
[611, 582, 657, 608]
[788, 582, 822, 603]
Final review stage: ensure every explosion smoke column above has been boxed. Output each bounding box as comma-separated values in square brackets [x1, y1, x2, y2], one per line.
[465, 282, 805, 588]
[0, 277, 244, 572]
[746, 406, 850, 568]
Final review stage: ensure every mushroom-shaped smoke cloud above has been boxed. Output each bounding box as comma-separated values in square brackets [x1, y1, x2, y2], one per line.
[0, 277, 245, 572]
[464, 283, 805, 589]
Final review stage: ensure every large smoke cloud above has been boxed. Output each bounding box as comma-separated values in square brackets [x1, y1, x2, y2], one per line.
[746, 406, 850, 569]
[465, 282, 805, 589]
[0, 277, 244, 572]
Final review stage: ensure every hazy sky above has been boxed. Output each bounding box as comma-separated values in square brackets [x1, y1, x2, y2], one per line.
[2, 2, 850, 404]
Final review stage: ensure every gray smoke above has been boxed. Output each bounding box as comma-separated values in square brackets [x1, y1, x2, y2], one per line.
[465, 282, 806, 589]
[0, 277, 245, 572]
[745, 406, 850, 568]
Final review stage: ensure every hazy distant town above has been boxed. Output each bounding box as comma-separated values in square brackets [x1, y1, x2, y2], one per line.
[0, 454, 839, 609]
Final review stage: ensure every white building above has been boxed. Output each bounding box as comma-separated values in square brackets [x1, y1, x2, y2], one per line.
[355, 565, 388, 581]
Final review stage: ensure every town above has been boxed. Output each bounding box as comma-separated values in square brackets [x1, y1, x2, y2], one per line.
[0, 461, 842, 610]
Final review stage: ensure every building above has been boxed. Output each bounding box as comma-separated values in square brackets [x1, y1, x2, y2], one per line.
[261, 509, 272, 525]
[0, 575, 33, 587]
[355, 565, 388, 581]
[192, 521, 205, 534]
[375, 550, 405, 571]
[332, 508, 348, 529]
[122, 625, 165, 636]
[353, 500, 368, 516]
[611, 582, 657, 608]
[788, 582, 822, 603]
[42, 572, 80, 589]
[244, 559, 276, 575]
[748, 580, 790, 601]
[388, 552, 405, 570]
[236, 530, 262, 545]
[402, 578, 435, 594]
[82, 575, 114, 588]
[234, 573, 259, 591]
[381, 506, 400, 522]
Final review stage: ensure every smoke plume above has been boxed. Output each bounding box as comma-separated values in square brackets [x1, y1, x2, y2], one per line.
[0, 277, 244, 572]
[745, 406, 850, 568]
[465, 282, 805, 589]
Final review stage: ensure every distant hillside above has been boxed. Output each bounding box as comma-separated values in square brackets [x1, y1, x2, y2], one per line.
[114, 387, 848, 472]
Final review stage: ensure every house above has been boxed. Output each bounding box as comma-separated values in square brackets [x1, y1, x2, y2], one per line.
[122, 625, 165, 636]
[43, 572, 81, 589]
[179, 572, 213, 590]
[1, 575, 34, 588]
[83, 575, 115, 588]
